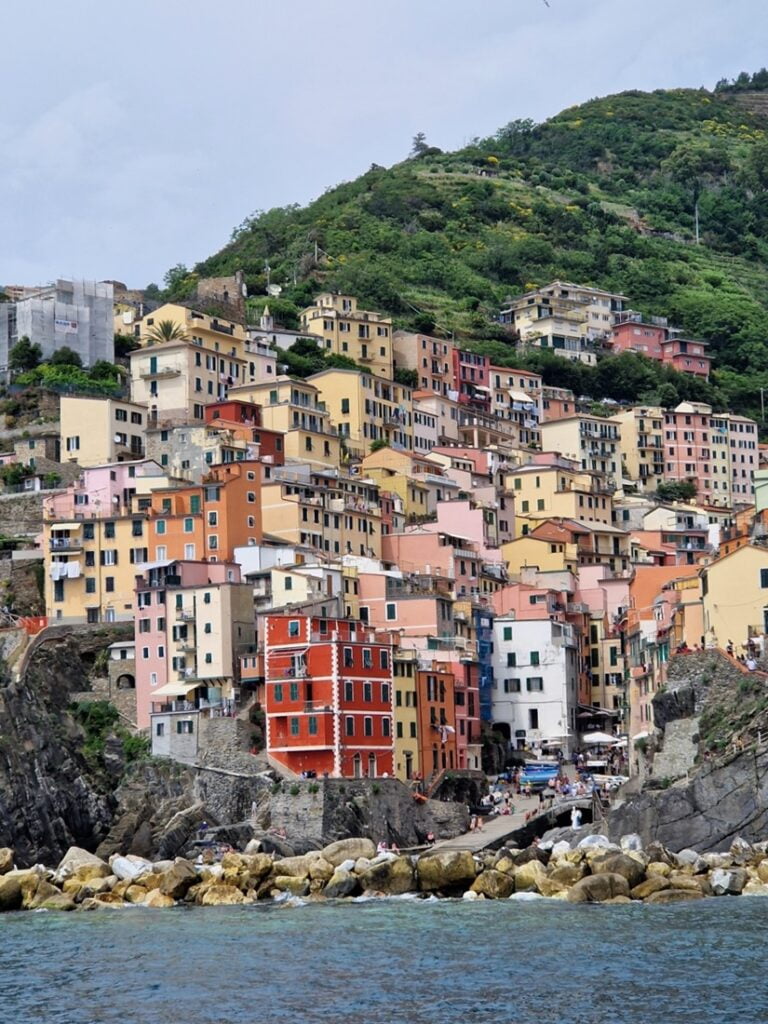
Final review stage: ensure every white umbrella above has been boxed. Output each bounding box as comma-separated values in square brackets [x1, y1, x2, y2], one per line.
[582, 731, 615, 745]
[611, 738, 628, 747]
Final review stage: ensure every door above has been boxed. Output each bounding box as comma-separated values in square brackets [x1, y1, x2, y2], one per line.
[367, 753, 376, 778]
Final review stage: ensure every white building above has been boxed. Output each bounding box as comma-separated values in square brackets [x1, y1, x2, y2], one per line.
[491, 616, 579, 755]
[0, 278, 114, 369]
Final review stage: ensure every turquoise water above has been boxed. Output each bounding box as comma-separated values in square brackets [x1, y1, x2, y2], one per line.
[2, 897, 767, 1023]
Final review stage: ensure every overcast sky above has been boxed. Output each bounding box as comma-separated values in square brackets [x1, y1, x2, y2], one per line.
[1, 0, 766, 289]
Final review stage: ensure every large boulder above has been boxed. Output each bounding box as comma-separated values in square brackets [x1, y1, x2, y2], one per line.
[514, 860, 548, 893]
[28, 879, 61, 910]
[0, 848, 14, 875]
[272, 876, 310, 896]
[37, 893, 76, 912]
[324, 869, 360, 899]
[200, 884, 246, 906]
[590, 852, 645, 888]
[646, 861, 672, 877]
[321, 838, 376, 867]
[158, 859, 198, 900]
[549, 862, 586, 887]
[144, 890, 175, 908]
[470, 869, 515, 900]
[270, 854, 314, 879]
[110, 855, 150, 882]
[566, 873, 630, 903]
[631, 876, 671, 900]
[645, 888, 703, 904]
[417, 851, 477, 892]
[0, 874, 22, 912]
[668, 872, 711, 894]
[308, 857, 335, 883]
[756, 860, 768, 884]
[245, 854, 274, 882]
[360, 857, 415, 896]
[710, 868, 748, 896]
[55, 847, 110, 883]
[674, 849, 707, 873]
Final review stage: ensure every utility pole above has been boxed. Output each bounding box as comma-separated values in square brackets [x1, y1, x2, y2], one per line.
[761, 387, 765, 425]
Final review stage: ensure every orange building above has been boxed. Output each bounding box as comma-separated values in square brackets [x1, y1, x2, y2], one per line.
[264, 615, 395, 778]
[415, 661, 458, 778]
[146, 461, 262, 563]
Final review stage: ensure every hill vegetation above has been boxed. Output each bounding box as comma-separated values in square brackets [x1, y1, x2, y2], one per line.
[166, 73, 768, 425]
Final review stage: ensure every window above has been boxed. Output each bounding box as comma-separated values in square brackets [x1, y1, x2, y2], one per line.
[290, 682, 299, 700]
[760, 569, 768, 589]
[381, 683, 390, 703]
[142, 647, 150, 659]
[503, 626, 512, 641]
[183, 518, 194, 533]
[176, 721, 194, 735]
[208, 535, 218, 550]
[385, 602, 396, 621]
[526, 677, 544, 692]
[344, 681, 353, 701]
[274, 684, 283, 702]
[410, 722, 417, 738]
[155, 723, 165, 737]
[364, 717, 373, 737]
[308, 716, 318, 736]
[208, 511, 218, 526]
[382, 718, 391, 737]
[396, 722, 403, 739]
[530, 651, 540, 666]
[379, 650, 389, 669]
[290, 717, 300, 737]
[288, 620, 300, 637]
[101, 550, 117, 566]
[156, 520, 166, 535]
[132, 520, 143, 537]
[343, 647, 353, 667]
[85, 578, 96, 594]
[363, 649, 373, 668]
[504, 678, 521, 693]
[104, 522, 115, 539]
[363, 682, 372, 702]
[506, 652, 516, 667]
[345, 716, 355, 736]
[204, 652, 212, 664]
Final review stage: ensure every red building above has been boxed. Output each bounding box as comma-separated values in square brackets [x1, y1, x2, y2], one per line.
[660, 338, 711, 379]
[204, 399, 286, 466]
[264, 615, 394, 778]
[610, 320, 665, 360]
[451, 350, 490, 410]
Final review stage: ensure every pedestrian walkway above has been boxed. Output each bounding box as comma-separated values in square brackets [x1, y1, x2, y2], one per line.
[431, 795, 591, 853]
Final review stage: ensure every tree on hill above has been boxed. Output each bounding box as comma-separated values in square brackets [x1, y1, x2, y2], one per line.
[411, 132, 429, 158]
[49, 347, 82, 368]
[9, 337, 42, 372]
[656, 480, 697, 503]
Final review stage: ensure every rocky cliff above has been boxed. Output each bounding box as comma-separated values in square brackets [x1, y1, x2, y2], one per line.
[597, 651, 768, 851]
[0, 625, 132, 865]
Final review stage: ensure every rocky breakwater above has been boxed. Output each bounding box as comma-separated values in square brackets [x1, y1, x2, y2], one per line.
[6, 832, 768, 911]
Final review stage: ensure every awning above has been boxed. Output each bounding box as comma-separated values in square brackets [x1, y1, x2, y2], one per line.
[507, 388, 535, 404]
[632, 730, 652, 741]
[151, 680, 200, 698]
[50, 522, 82, 531]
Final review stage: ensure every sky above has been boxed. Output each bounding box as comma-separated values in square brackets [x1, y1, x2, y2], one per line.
[1, 0, 767, 290]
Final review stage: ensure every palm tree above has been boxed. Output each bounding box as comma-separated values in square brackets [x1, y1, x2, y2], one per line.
[146, 319, 187, 344]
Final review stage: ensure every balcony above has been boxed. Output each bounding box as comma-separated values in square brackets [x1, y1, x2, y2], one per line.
[49, 536, 82, 552]
[567, 602, 590, 614]
[175, 610, 195, 622]
[140, 367, 181, 380]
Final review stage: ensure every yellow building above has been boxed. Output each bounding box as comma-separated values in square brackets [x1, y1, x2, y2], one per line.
[393, 648, 420, 782]
[361, 448, 457, 517]
[702, 544, 768, 649]
[44, 461, 175, 625]
[501, 534, 578, 577]
[60, 395, 148, 467]
[130, 340, 246, 426]
[540, 415, 622, 485]
[260, 467, 382, 560]
[300, 294, 393, 378]
[615, 406, 665, 493]
[308, 368, 413, 459]
[228, 376, 341, 468]
[133, 303, 249, 358]
[505, 462, 615, 533]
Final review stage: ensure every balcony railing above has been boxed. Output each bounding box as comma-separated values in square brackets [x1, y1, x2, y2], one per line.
[49, 537, 82, 551]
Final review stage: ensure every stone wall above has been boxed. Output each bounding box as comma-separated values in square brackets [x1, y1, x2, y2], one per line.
[0, 490, 61, 538]
[650, 718, 701, 782]
[72, 675, 138, 729]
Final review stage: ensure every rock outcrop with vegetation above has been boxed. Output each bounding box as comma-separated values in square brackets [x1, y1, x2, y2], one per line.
[171, 74, 768, 424]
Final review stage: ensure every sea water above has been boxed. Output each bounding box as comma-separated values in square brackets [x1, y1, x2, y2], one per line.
[1, 897, 766, 1023]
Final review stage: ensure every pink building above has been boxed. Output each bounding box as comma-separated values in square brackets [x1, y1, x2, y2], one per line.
[134, 559, 242, 729]
[44, 459, 166, 519]
[610, 320, 665, 360]
[660, 338, 711, 379]
[664, 403, 717, 505]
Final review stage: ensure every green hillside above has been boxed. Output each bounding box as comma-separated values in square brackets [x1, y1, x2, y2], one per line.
[177, 73, 768, 423]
